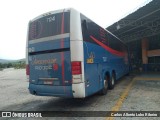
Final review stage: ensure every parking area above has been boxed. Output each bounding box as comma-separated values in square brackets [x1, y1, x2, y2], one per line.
[0, 69, 160, 120]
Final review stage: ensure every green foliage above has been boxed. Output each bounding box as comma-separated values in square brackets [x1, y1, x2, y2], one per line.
[0, 61, 25, 69]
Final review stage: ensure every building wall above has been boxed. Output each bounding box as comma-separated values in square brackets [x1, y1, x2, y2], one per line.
[127, 40, 142, 71]
[127, 34, 160, 71]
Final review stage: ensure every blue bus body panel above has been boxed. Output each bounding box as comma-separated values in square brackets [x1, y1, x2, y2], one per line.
[83, 42, 129, 96]
[80, 13, 130, 96]
[28, 37, 73, 97]
[29, 84, 73, 97]
[28, 11, 73, 97]
[84, 63, 100, 96]
[29, 38, 70, 52]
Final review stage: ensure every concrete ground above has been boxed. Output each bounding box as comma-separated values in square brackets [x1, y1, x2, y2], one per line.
[0, 68, 159, 120]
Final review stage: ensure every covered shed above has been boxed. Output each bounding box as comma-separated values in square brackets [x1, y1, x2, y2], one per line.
[107, 0, 160, 71]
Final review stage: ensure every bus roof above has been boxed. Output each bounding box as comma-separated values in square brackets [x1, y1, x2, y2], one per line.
[31, 8, 72, 22]
[29, 8, 127, 47]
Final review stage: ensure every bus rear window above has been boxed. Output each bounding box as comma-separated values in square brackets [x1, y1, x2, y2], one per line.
[29, 12, 70, 40]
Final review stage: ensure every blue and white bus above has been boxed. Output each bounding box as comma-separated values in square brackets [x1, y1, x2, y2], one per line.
[26, 8, 130, 98]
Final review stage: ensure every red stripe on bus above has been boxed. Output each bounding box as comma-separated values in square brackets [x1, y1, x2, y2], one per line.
[90, 35, 125, 57]
[61, 11, 65, 91]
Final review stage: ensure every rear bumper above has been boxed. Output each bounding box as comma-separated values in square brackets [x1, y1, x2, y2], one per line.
[28, 84, 73, 98]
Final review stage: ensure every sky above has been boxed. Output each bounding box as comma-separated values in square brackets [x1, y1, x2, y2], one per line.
[0, 0, 151, 60]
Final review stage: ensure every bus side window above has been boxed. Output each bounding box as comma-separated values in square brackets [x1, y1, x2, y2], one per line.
[82, 20, 88, 30]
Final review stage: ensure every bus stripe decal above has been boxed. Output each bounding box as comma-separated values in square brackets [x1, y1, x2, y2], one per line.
[28, 33, 70, 44]
[61, 11, 66, 92]
[90, 35, 125, 57]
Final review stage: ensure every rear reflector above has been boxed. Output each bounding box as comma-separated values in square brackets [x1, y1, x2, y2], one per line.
[71, 61, 82, 75]
[26, 65, 30, 75]
[72, 74, 82, 83]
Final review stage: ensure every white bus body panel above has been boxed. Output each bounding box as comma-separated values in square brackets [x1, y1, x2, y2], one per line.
[70, 8, 85, 98]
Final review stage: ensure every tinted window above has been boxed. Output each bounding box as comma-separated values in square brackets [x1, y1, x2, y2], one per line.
[29, 12, 70, 40]
[107, 33, 127, 52]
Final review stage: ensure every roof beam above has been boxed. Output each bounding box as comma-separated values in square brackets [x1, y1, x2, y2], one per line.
[120, 29, 160, 43]
[111, 7, 160, 33]
[117, 16, 160, 37]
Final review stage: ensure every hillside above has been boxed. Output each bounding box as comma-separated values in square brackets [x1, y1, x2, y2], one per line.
[0, 58, 26, 63]
[0, 58, 26, 69]
[0, 59, 12, 63]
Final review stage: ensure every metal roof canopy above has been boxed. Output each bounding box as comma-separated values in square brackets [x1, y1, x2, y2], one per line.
[106, 0, 160, 43]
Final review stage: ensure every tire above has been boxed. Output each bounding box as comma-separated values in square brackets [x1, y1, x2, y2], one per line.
[126, 72, 130, 76]
[108, 72, 115, 90]
[99, 75, 109, 95]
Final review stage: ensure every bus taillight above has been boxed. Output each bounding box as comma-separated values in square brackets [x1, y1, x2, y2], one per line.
[71, 61, 82, 75]
[71, 61, 82, 83]
[26, 64, 30, 75]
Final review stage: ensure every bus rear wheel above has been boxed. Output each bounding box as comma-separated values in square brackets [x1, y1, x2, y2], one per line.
[99, 75, 109, 95]
[108, 72, 115, 90]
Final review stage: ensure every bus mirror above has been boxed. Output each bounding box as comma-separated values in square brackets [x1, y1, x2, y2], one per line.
[83, 20, 88, 30]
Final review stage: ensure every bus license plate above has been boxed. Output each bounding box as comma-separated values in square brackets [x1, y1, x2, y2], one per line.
[44, 81, 53, 85]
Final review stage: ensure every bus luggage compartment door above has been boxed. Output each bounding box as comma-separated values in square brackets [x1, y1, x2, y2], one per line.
[85, 63, 100, 96]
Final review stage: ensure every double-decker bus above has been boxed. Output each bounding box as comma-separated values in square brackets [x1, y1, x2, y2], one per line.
[26, 8, 130, 98]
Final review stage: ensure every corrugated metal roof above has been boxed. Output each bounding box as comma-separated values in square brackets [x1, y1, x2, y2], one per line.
[106, 0, 160, 43]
